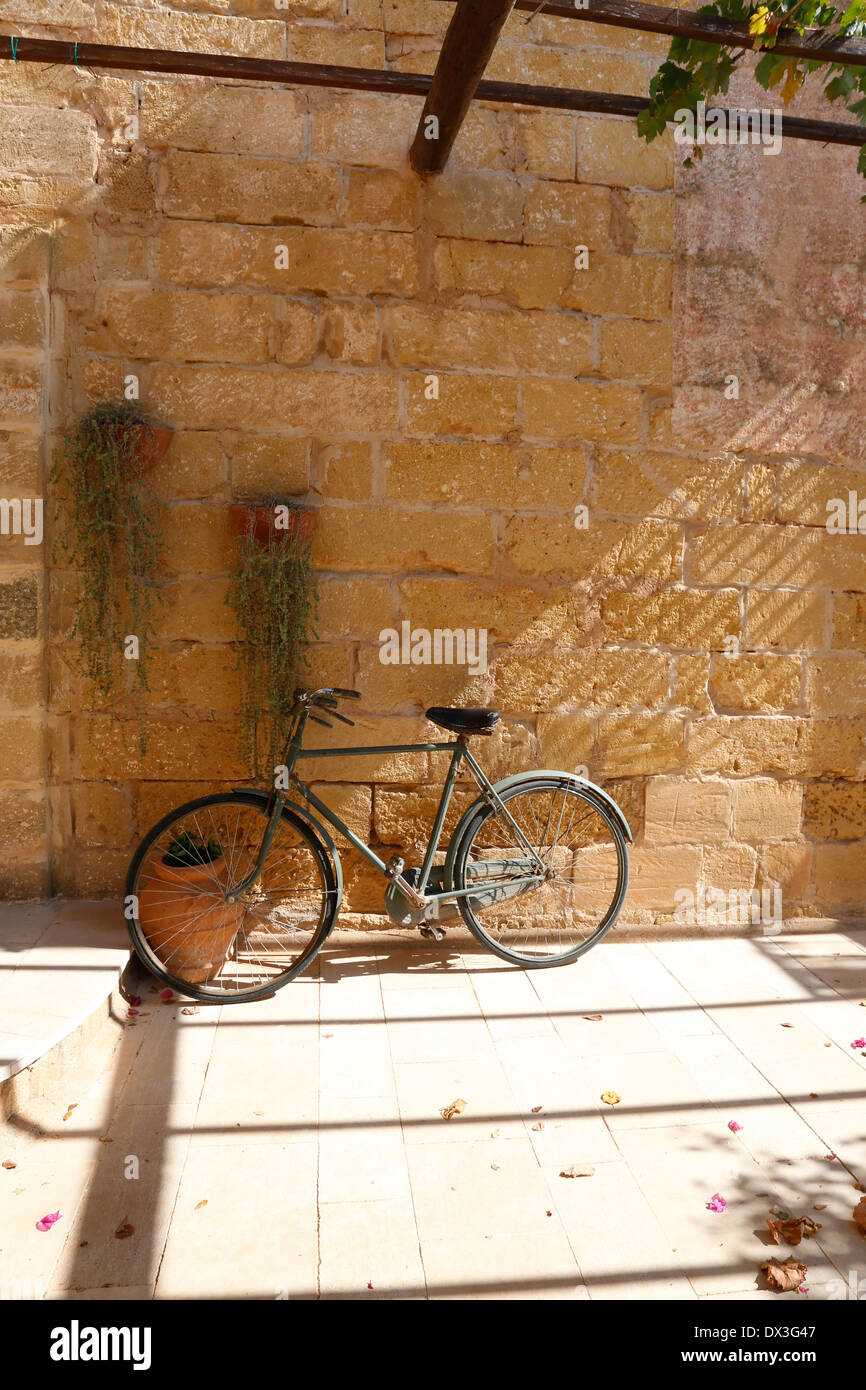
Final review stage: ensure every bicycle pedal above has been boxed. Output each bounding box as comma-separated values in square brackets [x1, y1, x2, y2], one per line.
[419, 924, 446, 942]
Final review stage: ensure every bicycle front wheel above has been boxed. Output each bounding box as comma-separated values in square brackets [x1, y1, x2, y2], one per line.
[125, 792, 338, 1001]
[449, 776, 629, 967]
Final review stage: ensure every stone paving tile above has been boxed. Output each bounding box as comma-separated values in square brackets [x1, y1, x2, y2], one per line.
[318, 1092, 410, 1204]
[467, 967, 559, 1043]
[421, 1228, 586, 1300]
[155, 1141, 318, 1299]
[393, 1057, 525, 1145]
[544, 1158, 696, 1300]
[319, 1197, 426, 1299]
[577, 1049, 722, 1131]
[493, 1034, 622, 1166]
[407, 1137, 554, 1244]
[383, 984, 498, 1064]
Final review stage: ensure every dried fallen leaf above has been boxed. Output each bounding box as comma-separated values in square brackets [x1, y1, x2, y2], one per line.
[490, 1128, 500, 1138]
[98, 1136, 113, 1143]
[766, 1216, 822, 1246]
[114, 1221, 134, 1240]
[560, 1165, 595, 1178]
[194, 1200, 207, 1211]
[854, 1181, 864, 1193]
[854, 1197, 866, 1235]
[813, 1204, 827, 1212]
[2, 1159, 16, 1170]
[781, 1022, 793, 1028]
[761, 1256, 808, 1293]
[601, 1091, 621, 1106]
[531, 1105, 543, 1113]
[62, 1104, 77, 1123]
[181, 1006, 199, 1016]
[490, 1163, 500, 1171]
[440, 1098, 467, 1121]
[809, 1092, 819, 1099]
[531, 1122, 544, 1131]
[584, 1014, 603, 1022]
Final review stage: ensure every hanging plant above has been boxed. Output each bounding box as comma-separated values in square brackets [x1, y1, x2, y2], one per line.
[227, 497, 319, 780]
[51, 400, 170, 751]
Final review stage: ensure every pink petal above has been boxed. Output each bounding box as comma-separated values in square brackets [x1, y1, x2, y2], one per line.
[129, 995, 141, 1008]
[160, 990, 174, 1002]
[127, 1009, 139, 1017]
[36, 1211, 62, 1232]
[706, 1193, 727, 1213]
[852, 1038, 866, 1050]
[728, 1120, 743, 1133]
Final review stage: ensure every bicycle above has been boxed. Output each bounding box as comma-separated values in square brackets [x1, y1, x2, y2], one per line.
[124, 687, 632, 1002]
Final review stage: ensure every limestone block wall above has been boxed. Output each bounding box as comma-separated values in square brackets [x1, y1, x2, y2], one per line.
[0, 0, 864, 927]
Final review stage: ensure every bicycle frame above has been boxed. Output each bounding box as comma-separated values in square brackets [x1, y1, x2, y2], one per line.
[228, 703, 547, 907]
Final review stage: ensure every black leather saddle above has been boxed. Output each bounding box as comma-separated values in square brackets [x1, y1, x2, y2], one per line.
[426, 706, 500, 735]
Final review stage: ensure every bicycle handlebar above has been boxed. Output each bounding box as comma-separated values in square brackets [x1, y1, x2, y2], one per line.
[293, 686, 361, 710]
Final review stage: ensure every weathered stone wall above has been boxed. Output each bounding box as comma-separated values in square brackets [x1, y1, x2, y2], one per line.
[1, 0, 864, 926]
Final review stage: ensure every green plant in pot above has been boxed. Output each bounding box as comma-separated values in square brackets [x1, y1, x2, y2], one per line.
[227, 497, 319, 780]
[51, 400, 170, 752]
[137, 826, 245, 984]
[164, 830, 224, 868]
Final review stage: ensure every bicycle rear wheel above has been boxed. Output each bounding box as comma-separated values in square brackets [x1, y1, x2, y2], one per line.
[125, 792, 338, 1001]
[449, 776, 629, 966]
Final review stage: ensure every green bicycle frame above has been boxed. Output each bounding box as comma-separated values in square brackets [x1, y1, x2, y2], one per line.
[229, 703, 547, 906]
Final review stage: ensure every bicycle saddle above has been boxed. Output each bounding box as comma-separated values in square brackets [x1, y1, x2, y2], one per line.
[426, 707, 500, 735]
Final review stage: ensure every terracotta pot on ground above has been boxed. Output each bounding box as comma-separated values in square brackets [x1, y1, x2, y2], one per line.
[138, 856, 244, 984]
[228, 503, 316, 546]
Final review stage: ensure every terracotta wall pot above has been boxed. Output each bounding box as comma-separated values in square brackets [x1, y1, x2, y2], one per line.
[138, 856, 244, 984]
[229, 503, 316, 546]
[137, 424, 174, 471]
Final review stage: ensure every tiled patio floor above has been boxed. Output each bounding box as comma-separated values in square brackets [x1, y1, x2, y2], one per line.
[2, 926, 866, 1300]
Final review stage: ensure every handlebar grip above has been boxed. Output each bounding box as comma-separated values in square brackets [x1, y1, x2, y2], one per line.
[328, 687, 361, 700]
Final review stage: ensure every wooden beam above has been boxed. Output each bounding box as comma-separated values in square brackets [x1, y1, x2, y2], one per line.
[1, 33, 863, 149]
[409, 0, 517, 174]
[437, 0, 866, 67]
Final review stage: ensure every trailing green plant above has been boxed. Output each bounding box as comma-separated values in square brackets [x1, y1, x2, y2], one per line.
[51, 400, 166, 752]
[165, 830, 223, 867]
[227, 503, 319, 781]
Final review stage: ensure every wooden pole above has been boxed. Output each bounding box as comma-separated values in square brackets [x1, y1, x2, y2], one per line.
[408, 0, 517, 174]
[1, 33, 863, 149]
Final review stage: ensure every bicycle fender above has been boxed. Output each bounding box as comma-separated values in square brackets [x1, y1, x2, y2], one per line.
[230, 787, 344, 909]
[442, 769, 633, 889]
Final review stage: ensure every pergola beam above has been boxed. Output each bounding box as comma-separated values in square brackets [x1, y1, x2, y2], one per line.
[409, 0, 518, 174]
[437, 0, 866, 66]
[1, 33, 864, 149]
